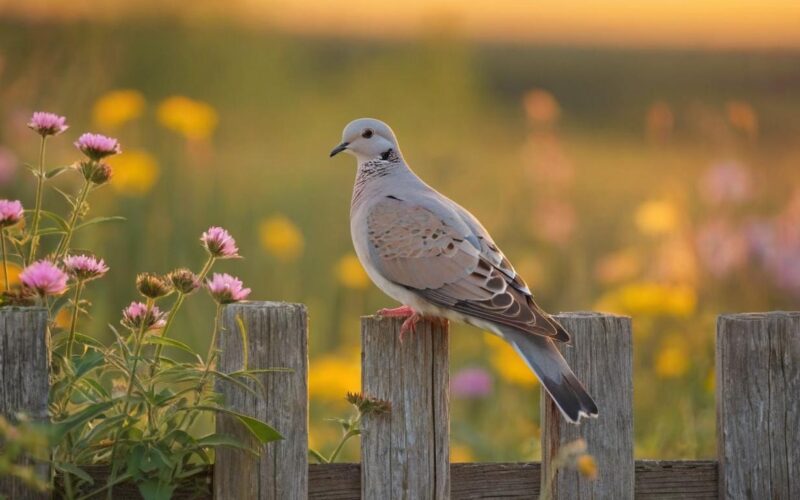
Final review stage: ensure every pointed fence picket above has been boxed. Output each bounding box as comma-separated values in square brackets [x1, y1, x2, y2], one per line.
[1, 303, 797, 499]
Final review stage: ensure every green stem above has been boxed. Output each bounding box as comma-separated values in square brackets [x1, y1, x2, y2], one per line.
[327, 426, 360, 463]
[150, 292, 185, 370]
[65, 281, 84, 360]
[150, 254, 214, 376]
[27, 136, 47, 265]
[1, 228, 9, 291]
[173, 304, 222, 434]
[55, 179, 91, 260]
[105, 297, 153, 499]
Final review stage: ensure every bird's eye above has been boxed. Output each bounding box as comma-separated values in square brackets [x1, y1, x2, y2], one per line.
[362, 129, 374, 139]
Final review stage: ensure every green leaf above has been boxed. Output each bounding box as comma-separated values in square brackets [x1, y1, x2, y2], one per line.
[35, 227, 67, 236]
[38, 209, 70, 231]
[51, 401, 115, 445]
[191, 406, 283, 444]
[144, 336, 199, 357]
[71, 332, 106, 349]
[55, 462, 94, 484]
[73, 350, 105, 379]
[137, 480, 175, 500]
[75, 216, 126, 231]
[46, 166, 71, 179]
[195, 434, 258, 456]
[210, 370, 261, 398]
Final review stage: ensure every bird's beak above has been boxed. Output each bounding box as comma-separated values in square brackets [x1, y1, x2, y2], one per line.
[329, 142, 349, 157]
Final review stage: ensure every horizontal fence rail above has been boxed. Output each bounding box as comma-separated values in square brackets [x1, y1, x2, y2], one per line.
[1, 303, 798, 499]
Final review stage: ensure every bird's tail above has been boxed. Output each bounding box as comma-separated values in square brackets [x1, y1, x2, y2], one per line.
[500, 327, 598, 424]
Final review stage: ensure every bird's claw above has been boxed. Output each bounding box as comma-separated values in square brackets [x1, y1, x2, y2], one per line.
[376, 305, 415, 318]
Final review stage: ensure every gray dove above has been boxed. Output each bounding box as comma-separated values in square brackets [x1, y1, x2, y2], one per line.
[330, 118, 598, 423]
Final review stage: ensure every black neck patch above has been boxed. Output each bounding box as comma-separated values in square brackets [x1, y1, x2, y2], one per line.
[380, 149, 393, 161]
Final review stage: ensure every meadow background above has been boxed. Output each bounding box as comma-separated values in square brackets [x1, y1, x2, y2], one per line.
[1, 1, 799, 463]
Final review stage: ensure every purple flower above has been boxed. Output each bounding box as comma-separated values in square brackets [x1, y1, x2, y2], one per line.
[451, 367, 493, 399]
[63, 254, 109, 282]
[74, 133, 121, 160]
[201, 226, 239, 258]
[0, 199, 24, 227]
[122, 301, 167, 331]
[699, 161, 752, 205]
[206, 273, 251, 304]
[27, 112, 69, 137]
[20, 260, 68, 297]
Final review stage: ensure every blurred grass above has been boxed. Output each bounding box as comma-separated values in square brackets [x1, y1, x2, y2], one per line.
[1, 20, 799, 462]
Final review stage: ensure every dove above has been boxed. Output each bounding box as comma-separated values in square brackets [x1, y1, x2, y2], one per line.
[330, 118, 598, 424]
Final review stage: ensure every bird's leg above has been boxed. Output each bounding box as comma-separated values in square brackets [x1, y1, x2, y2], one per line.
[376, 305, 423, 342]
[376, 305, 415, 318]
[398, 313, 423, 342]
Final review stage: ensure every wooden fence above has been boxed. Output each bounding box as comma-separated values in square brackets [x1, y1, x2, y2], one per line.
[1, 303, 798, 499]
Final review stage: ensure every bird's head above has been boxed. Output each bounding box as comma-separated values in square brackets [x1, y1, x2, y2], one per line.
[330, 118, 399, 162]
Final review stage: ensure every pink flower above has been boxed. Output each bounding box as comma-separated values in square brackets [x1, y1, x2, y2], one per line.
[27, 112, 69, 137]
[122, 301, 166, 331]
[451, 367, 493, 399]
[695, 219, 748, 278]
[201, 226, 239, 258]
[74, 133, 121, 160]
[0, 199, 24, 227]
[206, 273, 251, 304]
[699, 161, 752, 205]
[20, 260, 68, 297]
[63, 254, 109, 282]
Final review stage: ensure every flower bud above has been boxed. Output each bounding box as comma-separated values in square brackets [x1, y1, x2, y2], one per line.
[168, 268, 200, 295]
[136, 272, 172, 299]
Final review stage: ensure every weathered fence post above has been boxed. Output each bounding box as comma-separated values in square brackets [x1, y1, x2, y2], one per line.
[215, 302, 309, 499]
[716, 312, 799, 499]
[541, 312, 634, 500]
[361, 316, 449, 499]
[0, 307, 49, 500]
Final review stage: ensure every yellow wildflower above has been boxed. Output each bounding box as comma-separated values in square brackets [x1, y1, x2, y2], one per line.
[309, 350, 360, 401]
[3, 263, 21, 287]
[335, 254, 369, 290]
[485, 333, 538, 387]
[655, 338, 690, 378]
[595, 282, 696, 317]
[450, 444, 475, 463]
[726, 100, 758, 138]
[108, 150, 160, 196]
[576, 454, 598, 480]
[156, 96, 218, 140]
[259, 215, 304, 262]
[55, 308, 71, 329]
[634, 200, 679, 236]
[92, 89, 145, 129]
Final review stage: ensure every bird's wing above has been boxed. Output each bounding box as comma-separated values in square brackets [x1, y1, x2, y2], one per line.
[366, 195, 570, 342]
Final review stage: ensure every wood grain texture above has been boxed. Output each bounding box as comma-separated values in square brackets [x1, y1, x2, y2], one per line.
[215, 302, 308, 500]
[542, 312, 634, 500]
[0, 307, 49, 500]
[360, 316, 449, 499]
[309, 461, 717, 499]
[54, 461, 719, 499]
[716, 312, 800, 500]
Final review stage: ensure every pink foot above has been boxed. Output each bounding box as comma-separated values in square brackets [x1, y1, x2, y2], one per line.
[376, 305, 421, 342]
[376, 305, 415, 318]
